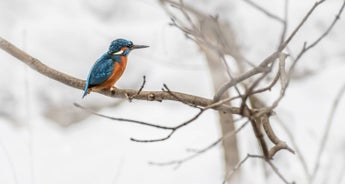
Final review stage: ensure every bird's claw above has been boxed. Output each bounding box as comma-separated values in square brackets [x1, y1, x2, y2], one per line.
[110, 86, 117, 95]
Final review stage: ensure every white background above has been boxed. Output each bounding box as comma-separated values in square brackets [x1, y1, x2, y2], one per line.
[0, 0, 345, 183]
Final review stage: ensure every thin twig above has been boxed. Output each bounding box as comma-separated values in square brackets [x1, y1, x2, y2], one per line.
[223, 154, 254, 183]
[247, 68, 281, 96]
[215, 0, 327, 103]
[279, 0, 289, 46]
[271, 52, 288, 108]
[132, 108, 207, 142]
[127, 75, 146, 102]
[162, 84, 202, 109]
[131, 130, 175, 143]
[279, 0, 325, 51]
[285, 0, 345, 83]
[292, 0, 345, 68]
[239, 66, 273, 113]
[242, 0, 285, 23]
[74, 103, 173, 130]
[305, 0, 345, 51]
[215, 65, 281, 108]
[267, 160, 295, 184]
[219, 52, 244, 100]
[257, 53, 288, 116]
[224, 154, 294, 184]
[274, 116, 311, 184]
[74, 102, 207, 143]
[149, 120, 249, 167]
[213, 51, 280, 102]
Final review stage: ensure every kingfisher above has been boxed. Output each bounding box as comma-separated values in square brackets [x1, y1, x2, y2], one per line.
[82, 38, 148, 98]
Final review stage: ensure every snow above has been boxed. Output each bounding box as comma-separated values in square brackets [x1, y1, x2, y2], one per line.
[0, 0, 345, 184]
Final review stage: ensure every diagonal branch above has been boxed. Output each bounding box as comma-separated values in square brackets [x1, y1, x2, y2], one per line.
[0, 36, 84, 89]
[0, 36, 239, 114]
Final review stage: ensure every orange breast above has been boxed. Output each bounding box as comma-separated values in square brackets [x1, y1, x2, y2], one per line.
[91, 56, 128, 91]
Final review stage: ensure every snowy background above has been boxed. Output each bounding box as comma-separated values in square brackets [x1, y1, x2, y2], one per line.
[0, 0, 345, 184]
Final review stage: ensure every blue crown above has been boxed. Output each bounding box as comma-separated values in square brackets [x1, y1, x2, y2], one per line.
[108, 38, 133, 53]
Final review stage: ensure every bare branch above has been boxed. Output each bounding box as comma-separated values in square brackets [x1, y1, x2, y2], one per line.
[131, 109, 205, 142]
[213, 51, 280, 102]
[223, 154, 254, 183]
[0, 36, 84, 89]
[130, 130, 175, 143]
[264, 53, 289, 112]
[126, 75, 146, 102]
[162, 84, 203, 109]
[261, 114, 295, 158]
[74, 103, 174, 130]
[274, 116, 311, 184]
[279, 0, 325, 51]
[305, 0, 345, 51]
[239, 66, 273, 113]
[215, 0, 328, 102]
[74, 102, 207, 143]
[149, 120, 249, 167]
[247, 68, 281, 97]
[0, 36, 239, 114]
[286, 0, 345, 78]
[2, 1, 343, 183]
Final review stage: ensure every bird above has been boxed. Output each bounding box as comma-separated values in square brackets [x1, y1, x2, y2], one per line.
[82, 38, 149, 98]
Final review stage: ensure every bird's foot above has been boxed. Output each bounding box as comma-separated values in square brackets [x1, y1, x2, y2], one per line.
[110, 86, 118, 95]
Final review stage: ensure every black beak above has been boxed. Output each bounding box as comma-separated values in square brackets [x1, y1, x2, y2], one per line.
[131, 45, 149, 50]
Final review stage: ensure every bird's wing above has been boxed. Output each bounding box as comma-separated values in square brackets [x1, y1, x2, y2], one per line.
[83, 54, 114, 96]
[89, 59, 114, 85]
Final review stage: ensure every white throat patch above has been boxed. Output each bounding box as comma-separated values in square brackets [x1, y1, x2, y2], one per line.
[112, 50, 124, 55]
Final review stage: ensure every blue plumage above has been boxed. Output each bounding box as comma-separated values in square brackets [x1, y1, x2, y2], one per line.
[82, 54, 114, 98]
[82, 38, 149, 98]
[108, 39, 133, 53]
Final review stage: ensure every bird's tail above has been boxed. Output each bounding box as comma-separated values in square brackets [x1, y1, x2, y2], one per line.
[82, 87, 88, 98]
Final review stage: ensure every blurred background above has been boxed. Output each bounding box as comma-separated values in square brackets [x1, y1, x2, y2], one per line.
[0, 0, 345, 183]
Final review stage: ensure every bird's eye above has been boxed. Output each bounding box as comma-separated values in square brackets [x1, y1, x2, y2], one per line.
[129, 42, 133, 48]
[112, 50, 124, 55]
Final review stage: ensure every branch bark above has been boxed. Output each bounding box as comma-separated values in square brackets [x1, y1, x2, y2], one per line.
[0, 36, 242, 114]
